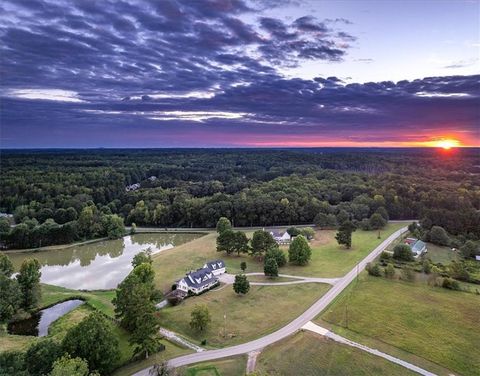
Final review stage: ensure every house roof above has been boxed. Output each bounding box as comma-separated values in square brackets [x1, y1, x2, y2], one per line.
[412, 240, 426, 253]
[205, 260, 225, 270]
[184, 267, 216, 288]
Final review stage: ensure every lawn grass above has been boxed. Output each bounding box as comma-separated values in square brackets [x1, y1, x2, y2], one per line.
[111, 343, 193, 376]
[159, 283, 330, 348]
[256, 331, 416, 376]
[316, 274, 480, 376]
[245, 275, 296, 283]
[152, 223, 406, 292]
[179, 356, 247, 376]
[424, 243, 460, 264]
[41, 283, 116, 317]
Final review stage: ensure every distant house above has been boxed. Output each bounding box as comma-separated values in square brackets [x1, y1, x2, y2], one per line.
[125, 183, 140, 192]
[405, 238, 427, 258]
[203, 260, 226, 276]
[475, 255, 480, 262]
[148, 176, 157, 182]
[270, 230, 291, 244]
[176, 260, 226, 295]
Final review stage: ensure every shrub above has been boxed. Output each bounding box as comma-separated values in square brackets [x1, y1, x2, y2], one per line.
[26, 339, 63, 376]
[393, 244, 414, 261]
[422, 260, 432, 274]
[428, 226, 450, 246]
[400, 267, 415, 281]
[384, 263, 395, 279]
[460, 240, 479, 259]
[366, 262, 382, 277]
[442, 277, 460, 290]
[379, 251, 392, 261]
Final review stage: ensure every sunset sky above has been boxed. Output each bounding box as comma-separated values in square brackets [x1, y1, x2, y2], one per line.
[1, 0, 479, 148]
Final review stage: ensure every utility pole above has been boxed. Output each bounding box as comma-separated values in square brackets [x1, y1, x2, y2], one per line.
[223, 311, 227, 338]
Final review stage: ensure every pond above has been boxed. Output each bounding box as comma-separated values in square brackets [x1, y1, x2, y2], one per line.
[8, 233, 202, 290]
[8, 299, 84, 337]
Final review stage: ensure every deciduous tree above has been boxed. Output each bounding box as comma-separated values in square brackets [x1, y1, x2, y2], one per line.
[62, 312, 120, 375]
[16, 258, 41, 310]
[216, 217, 232, 234]
[190, 304, 211, 332]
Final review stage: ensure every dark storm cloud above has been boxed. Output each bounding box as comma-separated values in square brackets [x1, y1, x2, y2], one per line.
[0, 0, 478, 147]
[0, 0, 351, 99]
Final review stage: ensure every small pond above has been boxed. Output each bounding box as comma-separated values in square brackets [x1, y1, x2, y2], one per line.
[8, 299, 84, 337]
[8, 233, 202, 290]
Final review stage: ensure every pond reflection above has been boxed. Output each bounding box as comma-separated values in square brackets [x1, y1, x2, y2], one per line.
[8, 299, 84, 337]
[8, 233, 202, 290]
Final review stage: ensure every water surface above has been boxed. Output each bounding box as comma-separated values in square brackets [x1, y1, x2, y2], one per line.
[8, 299, 84, 337]
[9, 233, 202, 290]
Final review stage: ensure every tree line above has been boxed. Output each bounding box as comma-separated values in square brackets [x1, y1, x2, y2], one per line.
[1, 149, 478, 250]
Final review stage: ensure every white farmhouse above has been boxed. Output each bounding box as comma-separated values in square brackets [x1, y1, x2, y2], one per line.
[203, 260, 226, 276]
[270, 230, 291, 244]
[176, 260, 226, 295]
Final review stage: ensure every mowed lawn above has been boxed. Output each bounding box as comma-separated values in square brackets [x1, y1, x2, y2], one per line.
[256, 331, 416, 376]
[152, 223, 406, 291]
[159, 283, 330, 348]
[178, 356, 247, 376]
[317, 275, 480, 376]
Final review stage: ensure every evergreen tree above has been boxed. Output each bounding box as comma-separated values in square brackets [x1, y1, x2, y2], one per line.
[240, 261, 247, 272]
[264, 257, 278, 277]
[233, 274, 250, 295]
[288, 235, 311, 265]
[335, 221, 356, 249]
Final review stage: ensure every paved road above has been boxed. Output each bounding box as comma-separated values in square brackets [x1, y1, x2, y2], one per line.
[134, 226, 408, 375]
[302, 321, 437, 376]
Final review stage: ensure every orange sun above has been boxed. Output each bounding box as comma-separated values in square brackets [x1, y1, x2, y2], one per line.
[435, 139, 460, 150]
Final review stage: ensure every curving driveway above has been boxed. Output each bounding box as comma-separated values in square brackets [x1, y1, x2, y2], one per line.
[134, 226, 411, 375]
[218, 272, 340, 286]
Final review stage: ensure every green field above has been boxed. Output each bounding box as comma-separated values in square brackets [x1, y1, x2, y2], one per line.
[424, 243, 460, 264]
[317, 274, 480, 376]
[179, 356, 247, 376]
[159, 283, 330, 348]
[256, 331, 416, 375]
[152, 223, 406, 291]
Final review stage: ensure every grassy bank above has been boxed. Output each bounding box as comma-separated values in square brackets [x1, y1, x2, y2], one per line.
[177, 356, 247, 376]
[256, 331, 416, 375]
[159, 283, 330, 348]
[316, 274, 480, 375]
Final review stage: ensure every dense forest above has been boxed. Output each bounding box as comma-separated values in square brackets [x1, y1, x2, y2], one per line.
[0, 148, 479, 249]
